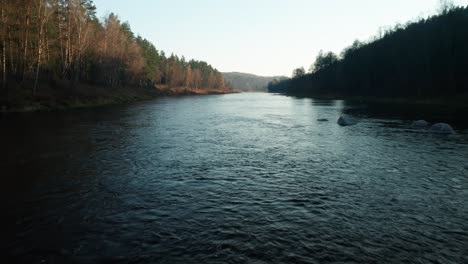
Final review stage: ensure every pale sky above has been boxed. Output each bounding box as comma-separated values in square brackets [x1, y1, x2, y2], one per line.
[93, 0, 468, 77]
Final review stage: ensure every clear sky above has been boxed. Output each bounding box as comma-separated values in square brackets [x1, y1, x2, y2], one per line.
[92, 0, 468, 77]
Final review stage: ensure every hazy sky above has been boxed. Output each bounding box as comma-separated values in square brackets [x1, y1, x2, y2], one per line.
[92, 0, 468, 77]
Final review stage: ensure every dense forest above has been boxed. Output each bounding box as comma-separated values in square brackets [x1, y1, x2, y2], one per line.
[0, 0, 226, 109]
[268, 4, 468, 99]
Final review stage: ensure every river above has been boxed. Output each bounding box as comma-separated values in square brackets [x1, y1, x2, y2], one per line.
[1, 93, 468, 263]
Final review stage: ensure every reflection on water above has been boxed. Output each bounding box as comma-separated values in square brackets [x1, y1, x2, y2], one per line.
[341, 100, 468, 130]
[1, 93, 468, 263]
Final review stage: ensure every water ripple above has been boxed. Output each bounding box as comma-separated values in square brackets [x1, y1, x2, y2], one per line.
[1, 93, 468, 263]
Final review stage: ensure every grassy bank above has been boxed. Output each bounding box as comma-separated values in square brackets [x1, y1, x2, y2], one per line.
[154, 85, 235, 96]
[0, 81, 234, 113]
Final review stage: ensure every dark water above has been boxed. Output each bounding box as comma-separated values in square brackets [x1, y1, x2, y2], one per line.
[1, 93, 468, 263]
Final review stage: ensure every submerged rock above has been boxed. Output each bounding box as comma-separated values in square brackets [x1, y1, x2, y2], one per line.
[412, 120, 429, 128]
[317, 118, 329, 122]
[337, 116, 357, 126]
[429, 123, 455, 134]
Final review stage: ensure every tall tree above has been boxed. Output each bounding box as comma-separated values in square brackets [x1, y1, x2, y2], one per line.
[1, 0, 7, 90]
[33, 0, 51, 95]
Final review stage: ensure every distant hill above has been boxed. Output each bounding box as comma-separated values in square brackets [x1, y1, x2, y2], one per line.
[223, 72, 288, 92]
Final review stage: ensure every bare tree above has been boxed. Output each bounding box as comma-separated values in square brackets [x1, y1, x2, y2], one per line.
[22, 0, 31, 80]
[1, 0, 6, 90]
[33, 0, 51, 95]
[185, 65, 192, 88]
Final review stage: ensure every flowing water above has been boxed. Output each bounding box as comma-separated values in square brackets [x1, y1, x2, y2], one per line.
[1, 93, 468, 263]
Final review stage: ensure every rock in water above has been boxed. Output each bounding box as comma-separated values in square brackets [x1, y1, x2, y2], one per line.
[429, 123, 455, 134]
[337, 116, 357, 126]
[412, 120, 429, 128]
[317, 118, 329, 122]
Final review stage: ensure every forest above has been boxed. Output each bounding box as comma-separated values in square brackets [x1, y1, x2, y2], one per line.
[268, 4, 468, 99]
[0, 0, 226, 109]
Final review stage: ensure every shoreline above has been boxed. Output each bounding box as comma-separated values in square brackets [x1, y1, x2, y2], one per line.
[0, 83, 235, 113]
[154, 86, 237, 96]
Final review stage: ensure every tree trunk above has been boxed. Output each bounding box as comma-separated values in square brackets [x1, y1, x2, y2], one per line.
[74, 9, 82, 86]
[56, 0, 64, 74]
[8, 24, 14, 76]
[1, 0, 6, 91]
[33, 0, 45, 96]
[22, 1, 31, 81]
[65, 0, 71, 76]
[2, 31, 6, 92]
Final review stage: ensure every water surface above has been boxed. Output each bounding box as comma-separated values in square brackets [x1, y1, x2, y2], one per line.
[1, 93, 468, 263]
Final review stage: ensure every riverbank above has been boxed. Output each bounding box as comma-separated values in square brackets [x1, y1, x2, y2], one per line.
[154, 85, 235, 96]
[0, 81, 234, 113]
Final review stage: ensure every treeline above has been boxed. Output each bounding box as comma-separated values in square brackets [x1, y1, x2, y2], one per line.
[268, 4, 468, 98]
[0, 0, 224, 97]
